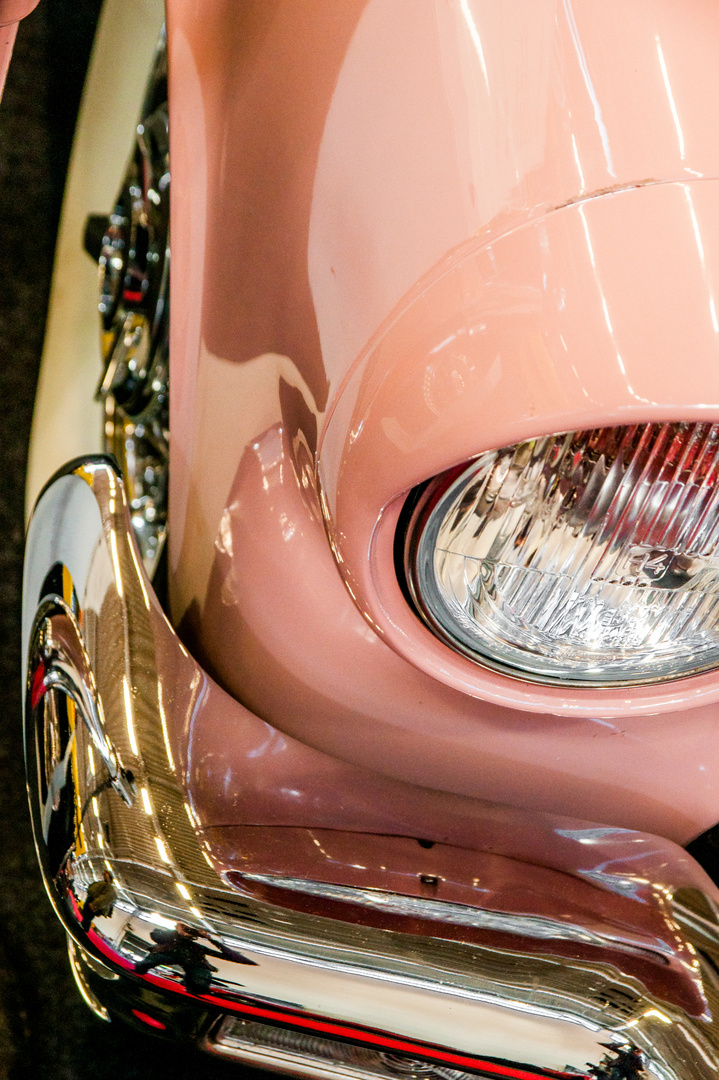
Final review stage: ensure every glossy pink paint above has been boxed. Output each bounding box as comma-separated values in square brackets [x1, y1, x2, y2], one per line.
[0, 0, 37, 24]
[0, 2, 45, 184]
[166, 2, 719, 837]
[327, 180, 719, 717]
[196, 425, 719, 841]
[0, 4, 44, 218]
[0, 0, 38, 99]
[0, 22, 16, 96]
[145, 532, 719, 845]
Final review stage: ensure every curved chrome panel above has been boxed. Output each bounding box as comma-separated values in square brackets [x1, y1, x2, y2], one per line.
[67, 936, 111, 1023]
[30, 599, 137, 813]
[22, 458, 719, 1076]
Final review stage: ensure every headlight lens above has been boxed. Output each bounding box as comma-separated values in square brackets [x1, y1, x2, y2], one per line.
[403, 423, 719, 686]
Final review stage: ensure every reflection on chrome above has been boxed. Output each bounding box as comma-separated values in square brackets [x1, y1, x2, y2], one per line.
[237, 872, 676, 959]
[22, 457, 719, 1076]
[95, 31, 169, 579]
[67, 936, 111, 1023]
[30, 600, 136, 815]
[205, 1016, 495, 1080]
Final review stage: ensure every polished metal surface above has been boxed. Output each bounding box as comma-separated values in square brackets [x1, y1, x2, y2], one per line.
[67, 936, 111, 1023]
[204, 1016, 488, 1080]
[22, 456, 719, 1076]
[236, 872, 677, 957]
[94, 31, 169, 578]
[30, 599, 137, 819]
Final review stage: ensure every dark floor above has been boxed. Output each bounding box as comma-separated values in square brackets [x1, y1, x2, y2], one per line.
[0, 5, 257, 1078]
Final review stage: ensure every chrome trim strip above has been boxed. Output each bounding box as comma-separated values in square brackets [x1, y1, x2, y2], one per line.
[22, 457, 719, 1077]
[204, 1016, 488, 1080]
[238, 873, 674, 959]
[31, 597, 136, 810]
[67, 937, 111, 1023]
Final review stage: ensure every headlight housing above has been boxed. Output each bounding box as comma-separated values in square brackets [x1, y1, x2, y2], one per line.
[402, 423, 719, 687]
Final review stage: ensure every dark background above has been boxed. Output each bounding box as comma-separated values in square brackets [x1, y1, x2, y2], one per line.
[0, 3, 255, 1077]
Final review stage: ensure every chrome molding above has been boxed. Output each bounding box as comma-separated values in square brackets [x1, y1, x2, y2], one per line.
[22, 457, 719, 1077]
[204, 1016, 493, 1080]
[237, 873, 677, 959]
[30, 597, 136, 817]
[67, 936, 111, 1023]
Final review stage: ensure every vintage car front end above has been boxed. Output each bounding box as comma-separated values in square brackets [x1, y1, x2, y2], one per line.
[24, 454, 719, 1076]
[22, 0, 719, 1076]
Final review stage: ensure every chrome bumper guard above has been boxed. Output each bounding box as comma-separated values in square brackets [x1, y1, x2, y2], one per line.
[22, 458, 719, 1079]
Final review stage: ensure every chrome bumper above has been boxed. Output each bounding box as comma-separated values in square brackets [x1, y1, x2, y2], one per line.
[22, 458, 719, 1078]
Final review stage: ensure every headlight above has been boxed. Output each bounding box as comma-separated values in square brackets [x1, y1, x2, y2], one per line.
[402, 423, 719, 687]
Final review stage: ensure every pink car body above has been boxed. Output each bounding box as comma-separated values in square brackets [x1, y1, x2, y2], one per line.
[20, 1, 719, 1075]
[0, 0, 38, 92]
[169, 0, 719, 841]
